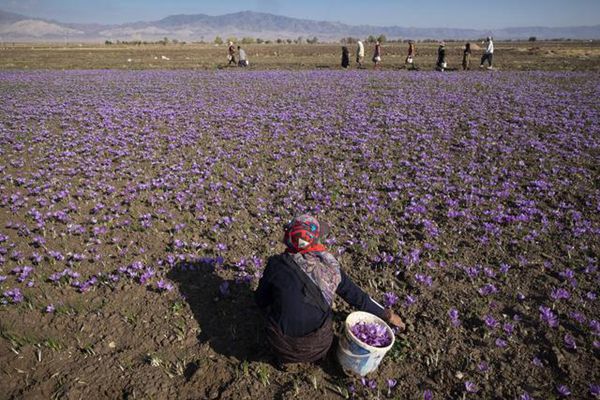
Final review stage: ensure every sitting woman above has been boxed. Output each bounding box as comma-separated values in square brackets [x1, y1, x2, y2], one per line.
[255, 215, 405, 367]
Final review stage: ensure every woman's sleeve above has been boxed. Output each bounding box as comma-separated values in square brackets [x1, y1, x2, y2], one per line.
[254, 258, 275, 309]
[336, 269, 386, 318]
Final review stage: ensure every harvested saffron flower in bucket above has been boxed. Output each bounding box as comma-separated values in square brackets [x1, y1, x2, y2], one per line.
[350, 321, 392, 347]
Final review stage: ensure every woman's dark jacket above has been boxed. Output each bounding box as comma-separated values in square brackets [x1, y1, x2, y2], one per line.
[341, 47, 350, 68]
[437, 46, 446, 66]
[255, 253, 385, 337]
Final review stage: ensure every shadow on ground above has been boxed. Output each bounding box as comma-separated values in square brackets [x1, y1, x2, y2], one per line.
[167, 260, 268, 363]
[167, 258, 348, 380]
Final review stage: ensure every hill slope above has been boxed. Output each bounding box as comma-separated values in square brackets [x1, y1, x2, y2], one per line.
[1, 9, 599, 42]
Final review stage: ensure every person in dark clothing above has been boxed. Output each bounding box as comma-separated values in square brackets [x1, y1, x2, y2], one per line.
[436, 41, 447, 71]
[372, 41, 381, 69]
[227, 41, 236, 66]
[405, 40, 417, 70]
[255, 214, 405, 367]
[341, 46, 350, 68]
[462, 42, 472, 70]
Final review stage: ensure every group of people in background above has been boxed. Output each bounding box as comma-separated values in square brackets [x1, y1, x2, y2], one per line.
[224, 36, 495, 71]
[343, 36, 495, 71]
[227, 41, 249, 67]
[438, 36, 494, 71]
[342, 40, 381, 69]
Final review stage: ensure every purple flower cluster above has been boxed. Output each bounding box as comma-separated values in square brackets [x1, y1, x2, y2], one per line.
[2, 288, 24, 304]
[539, 306, 559, 328]
[551, 288, 570, 301]
[350, 321, 392, 348]
[478, 283, 498, 296]
[156, 280, 174, 292]
[48, 268, 81, 282]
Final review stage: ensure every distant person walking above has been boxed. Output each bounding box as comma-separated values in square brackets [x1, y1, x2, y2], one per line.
[480, 36, 494, 69]
[372, 41, 381, 69]
[436, 41, 447, 71]
[238, 46, 249, 67]
[341, 46, 350, 68]
[405, 41, 416, 70]
[462, 42, 472, 70]
[227, 41, 236, 66]
[356, 40, 365, 68]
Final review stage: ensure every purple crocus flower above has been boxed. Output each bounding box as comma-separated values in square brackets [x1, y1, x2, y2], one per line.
[79, 276, 98, 293]
[139, 268, 155, 285]
[448, 308, 461, 327]
[404, 294, 417, 307]
[360, 377, 377, 390]
[539, 306, 559, 328]
[415, 273, 433, 286]
[423, 389, 433, 400]
[551, 288, 570, 301]
[478, 283, 498, 296]
[48, 250, 65, 261]
[156, 280, 174, 292]
[520, 392, 533, 400]
[556, 384, 571, 397]
[563, 334, 576, 350]
[45, 304, 55, 313]
[591, 320, 600, 335]
[499, 263, 511, 274]
[569, 311, 586, 324]
[383, 292, 399, 307]
[31, 252, 42, 264]
[495, 338, 507, 348]
[484, 315, 499, 329]
[503, 322, 514, 336]
[590, 384, 600, 398]
[464, 381, 478, 393]
[216, 243, 227, 252]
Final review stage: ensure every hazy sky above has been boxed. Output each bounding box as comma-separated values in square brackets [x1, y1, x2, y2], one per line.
[2, 0, 599, 28]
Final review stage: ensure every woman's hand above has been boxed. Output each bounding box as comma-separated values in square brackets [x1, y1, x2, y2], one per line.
[383, 309, 406, 332]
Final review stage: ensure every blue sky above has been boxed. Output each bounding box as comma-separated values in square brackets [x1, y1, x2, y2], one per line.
[3, 0, 599, 28]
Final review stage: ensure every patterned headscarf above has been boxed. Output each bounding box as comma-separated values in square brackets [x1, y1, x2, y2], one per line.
[283, 214, 327, 254]
[283, 215, 341, 305]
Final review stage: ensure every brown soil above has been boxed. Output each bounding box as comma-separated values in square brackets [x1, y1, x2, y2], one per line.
[0, 41, 599, 71]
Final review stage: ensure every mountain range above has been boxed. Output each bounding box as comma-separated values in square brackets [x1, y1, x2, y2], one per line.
[1, 9, 599, 42]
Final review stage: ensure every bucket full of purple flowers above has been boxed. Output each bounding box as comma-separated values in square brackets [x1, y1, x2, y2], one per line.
[337, 311, 395, 376]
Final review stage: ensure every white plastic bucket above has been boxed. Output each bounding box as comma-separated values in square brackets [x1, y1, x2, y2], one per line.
[336, 311, 395, 376]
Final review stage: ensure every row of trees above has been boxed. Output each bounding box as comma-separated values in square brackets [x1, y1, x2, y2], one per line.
[216, 34, 387, 45]
[340, 35, 388, 44]
[105, 37, 185, 46]
[214, 36, 320, 45]
[103, 35, 576, 46]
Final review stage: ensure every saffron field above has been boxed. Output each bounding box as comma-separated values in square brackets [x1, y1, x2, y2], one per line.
[0, 70, 598, 399]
